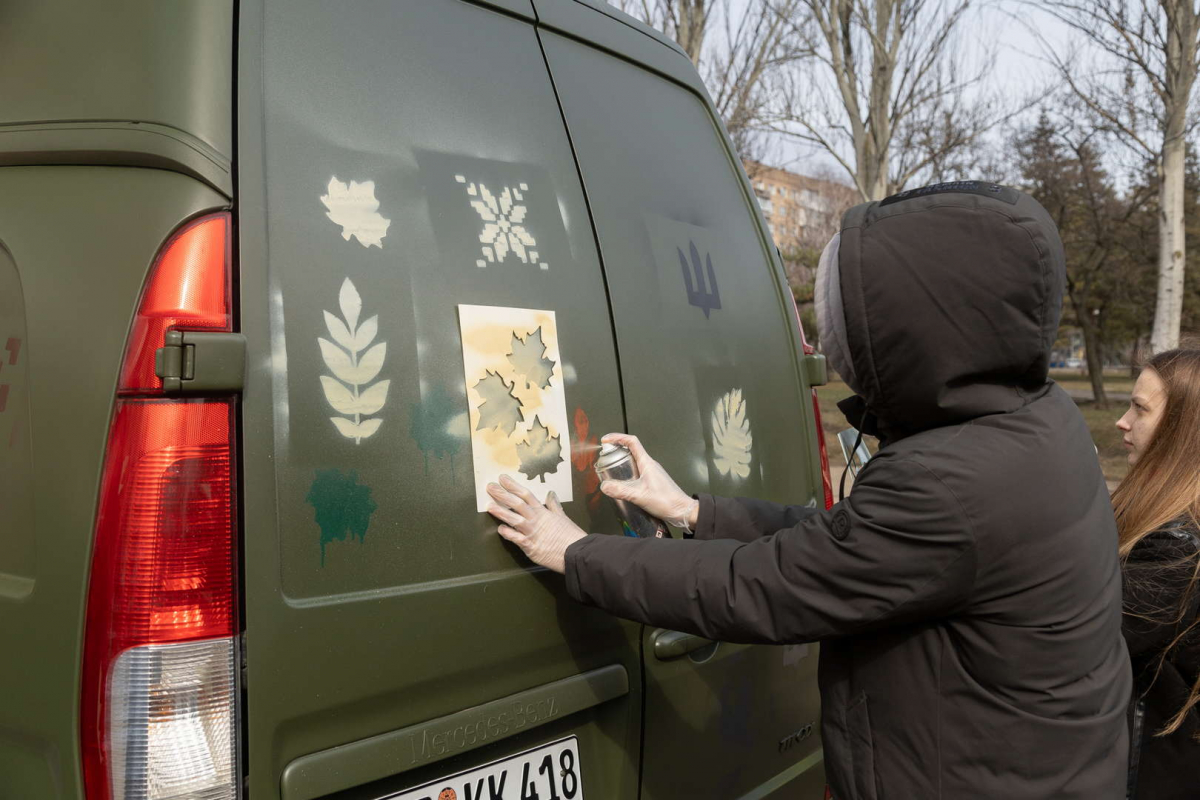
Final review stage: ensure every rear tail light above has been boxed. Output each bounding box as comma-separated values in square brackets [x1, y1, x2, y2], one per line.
[82, 213, 239, 800]
[788, 294, 835, 509]
[120, 216, 232, 393]
[810, 390, 835, 509]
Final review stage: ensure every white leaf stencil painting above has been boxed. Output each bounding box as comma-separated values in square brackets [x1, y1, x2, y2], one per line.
[320, 278, 390, 443]
[711, 388, 753, 479]
[455, 176, 548, 270]
[320, 177, 392, 248]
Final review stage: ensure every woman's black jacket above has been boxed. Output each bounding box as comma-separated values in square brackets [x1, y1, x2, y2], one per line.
[1124, 519, 1200, 800]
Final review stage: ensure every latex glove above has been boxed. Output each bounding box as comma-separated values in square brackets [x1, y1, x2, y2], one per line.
[599, 433, 700, 529]
[487, 475, 587, 574]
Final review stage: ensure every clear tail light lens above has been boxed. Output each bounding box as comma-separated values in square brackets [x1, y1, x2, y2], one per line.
[83, 213, 238, 800]
[108, 640, 237, 800]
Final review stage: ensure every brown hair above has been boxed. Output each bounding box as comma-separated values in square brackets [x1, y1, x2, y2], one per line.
[1111, 345, 1200, 736]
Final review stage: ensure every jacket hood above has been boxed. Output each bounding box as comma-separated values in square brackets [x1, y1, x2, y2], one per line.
[835, 183, 1066, 441]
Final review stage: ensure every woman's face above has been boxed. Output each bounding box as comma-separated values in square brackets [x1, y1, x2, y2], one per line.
[1116, 368, 1168, 465]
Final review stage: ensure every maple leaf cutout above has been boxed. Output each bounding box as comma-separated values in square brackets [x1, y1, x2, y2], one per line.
[507, 327, 556, 390]
[473, 371, 524, 435]
[320, 177, 391, 248]
[712, 388, 753, 479]
[516, 416, 564, 483]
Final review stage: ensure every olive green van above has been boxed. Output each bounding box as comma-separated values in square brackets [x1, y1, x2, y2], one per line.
[0, 1, 833, 797]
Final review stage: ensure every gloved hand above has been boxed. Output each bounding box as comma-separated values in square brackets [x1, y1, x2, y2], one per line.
[599, 433, 700, 530]
[487, 476, 587, 574]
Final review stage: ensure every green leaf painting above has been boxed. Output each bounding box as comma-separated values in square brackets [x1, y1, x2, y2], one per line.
[306, 468, 378, 566]
[516, 416, 563, 483]
[473, 370, 525, 435]
[410, 385, 465, 476]
[507, 326, 556, 390]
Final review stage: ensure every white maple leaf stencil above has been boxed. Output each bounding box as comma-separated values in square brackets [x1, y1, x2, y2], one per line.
[319, 277, 390, 443]
[455, 176, 548, 270]
[711, 388, 753, 479]
[320, 177, 392, 248]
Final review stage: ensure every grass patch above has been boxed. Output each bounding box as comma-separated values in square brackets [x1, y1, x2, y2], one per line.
[1076, 400, 1130, 483]
[1048, 369, 1135, 396]
[815, 378, 1130, 484]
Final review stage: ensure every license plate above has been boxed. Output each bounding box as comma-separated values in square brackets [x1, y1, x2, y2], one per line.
[385, 737, 583, 800]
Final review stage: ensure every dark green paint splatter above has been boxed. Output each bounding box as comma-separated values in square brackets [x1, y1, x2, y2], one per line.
[306, 469, 377, 566]
[410, 385, 464, 478]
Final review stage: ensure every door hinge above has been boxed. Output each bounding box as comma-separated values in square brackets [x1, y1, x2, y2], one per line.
[803, 352, 828, 387]
[155, 330, 246, 393]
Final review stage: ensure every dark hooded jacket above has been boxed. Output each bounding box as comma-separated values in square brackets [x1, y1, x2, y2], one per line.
[563, 185, 1131, 799]
[1123, 518, 1200, 800]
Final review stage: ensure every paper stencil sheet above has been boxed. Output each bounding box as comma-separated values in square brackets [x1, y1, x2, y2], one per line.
[458, 305, 572, 511]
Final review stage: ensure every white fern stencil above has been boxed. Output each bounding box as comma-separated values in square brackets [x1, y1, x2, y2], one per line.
[319, 278, 389, 443]
[711, 388, 752, 479]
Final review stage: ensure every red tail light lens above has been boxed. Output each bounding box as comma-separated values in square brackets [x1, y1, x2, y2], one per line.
[120, 215, 231, 393]
[86, 400, 234, 651]
[789, 293, 834, 509]
[811, 390, 835, 510]
[83, 213, 238, 800]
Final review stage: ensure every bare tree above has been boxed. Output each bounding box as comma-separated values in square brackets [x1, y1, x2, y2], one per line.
[612, 0, 808, 162]
[1037, 0, 1200, 353]
[768, 0, 1004, 202]
[611, 0, 712, 63]
[707, 1, 808, 162]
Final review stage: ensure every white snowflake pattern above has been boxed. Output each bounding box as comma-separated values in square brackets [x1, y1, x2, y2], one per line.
[456, 175, 548, 270]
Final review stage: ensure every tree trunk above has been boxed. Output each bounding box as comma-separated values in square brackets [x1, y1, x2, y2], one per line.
[1151, 0, 1197, 354]
[865, 159, 889, 201]
[1151, 138, 1187, 353]
[1078, 313, 1108, 409]
[1084, 316, 1108, 407]
[864, 0, 894, 201]
[674, 0, 708, 66]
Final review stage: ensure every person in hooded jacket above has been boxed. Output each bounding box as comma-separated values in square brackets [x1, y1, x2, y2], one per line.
[485, 183, 1131, 799]
[1112, 346, 1200, 800]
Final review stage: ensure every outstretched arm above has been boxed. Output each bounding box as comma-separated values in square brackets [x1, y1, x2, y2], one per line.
[599, 433, 819, 542]
[566, 457, 976, 644]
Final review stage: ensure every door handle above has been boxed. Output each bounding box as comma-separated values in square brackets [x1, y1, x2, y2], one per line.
[652, 629, 714, 660]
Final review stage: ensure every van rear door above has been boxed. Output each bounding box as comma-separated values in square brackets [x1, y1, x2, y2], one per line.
[237, 1, 638, 797]
[536, 2, 827, 797]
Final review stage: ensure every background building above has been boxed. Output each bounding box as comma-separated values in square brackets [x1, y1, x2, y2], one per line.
[745, 162, 857, 251]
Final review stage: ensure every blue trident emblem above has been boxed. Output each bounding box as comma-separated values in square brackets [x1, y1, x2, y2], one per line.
[678, 241, 721, 319]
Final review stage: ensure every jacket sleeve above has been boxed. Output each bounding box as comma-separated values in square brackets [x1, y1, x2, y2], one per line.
[564, 457, 977, 644]
[692, 493, 821, 543]
[1123, 529, 1200, 660]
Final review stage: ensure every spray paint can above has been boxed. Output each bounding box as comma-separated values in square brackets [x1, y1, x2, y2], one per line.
[594, 443, 671, 538]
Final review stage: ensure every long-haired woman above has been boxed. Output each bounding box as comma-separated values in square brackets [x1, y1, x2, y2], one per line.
[1112, 345, 1200, 799]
